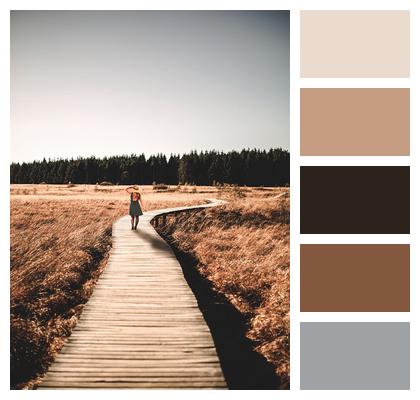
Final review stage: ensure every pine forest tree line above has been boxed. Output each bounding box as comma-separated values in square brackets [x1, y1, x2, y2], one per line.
[10, 148, 290, 187]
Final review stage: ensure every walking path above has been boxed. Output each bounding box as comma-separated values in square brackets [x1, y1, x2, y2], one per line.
[39, 199, 227, 389]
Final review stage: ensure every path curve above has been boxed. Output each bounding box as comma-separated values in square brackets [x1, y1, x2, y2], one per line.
[39, 198, 227, 389]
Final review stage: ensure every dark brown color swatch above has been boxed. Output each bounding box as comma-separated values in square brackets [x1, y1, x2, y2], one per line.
[300, 244, 410, 312]
[300, 166, 410, 234]
[300, 88, 410, 156]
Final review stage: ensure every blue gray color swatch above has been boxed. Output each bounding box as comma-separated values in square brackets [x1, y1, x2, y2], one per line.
[300, 322, 410, 389]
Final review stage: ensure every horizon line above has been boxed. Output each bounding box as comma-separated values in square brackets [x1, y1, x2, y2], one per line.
[10, 146, 290, 164]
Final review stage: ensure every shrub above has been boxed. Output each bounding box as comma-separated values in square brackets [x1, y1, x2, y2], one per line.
[153, 184, 169, 191]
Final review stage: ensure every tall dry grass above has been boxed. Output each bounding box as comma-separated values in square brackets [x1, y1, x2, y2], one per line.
[157, 191, 290, 387]
[10, 199, 124, 389]
[10, 189, 206, 389]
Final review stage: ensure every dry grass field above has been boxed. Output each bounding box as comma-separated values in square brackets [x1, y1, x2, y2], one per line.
[10, 183, 213, 389]
[157, 188, 290, 387]
[10, 183, 289, 389]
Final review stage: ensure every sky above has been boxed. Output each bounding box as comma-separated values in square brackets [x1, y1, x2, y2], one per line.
[10, 11, 290, 163]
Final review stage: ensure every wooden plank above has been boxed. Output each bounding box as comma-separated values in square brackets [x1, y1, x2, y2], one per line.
[41, 377, 225, 383]
[63, 343, 216, 349]
[53, 354, 220, 361]
[45, 368, 222, 376]
[51, 359, 221, 366]
[77, 317, 205, 323]
[47, 369, 223, 377]
[39, 382, 226, 389]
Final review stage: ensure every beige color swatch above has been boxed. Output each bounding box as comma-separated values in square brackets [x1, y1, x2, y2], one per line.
[301, 88, 410, 156]
[301, 11, 410, 77]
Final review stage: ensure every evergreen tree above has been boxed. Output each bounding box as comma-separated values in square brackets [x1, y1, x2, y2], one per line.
[10, 148, 290, 186]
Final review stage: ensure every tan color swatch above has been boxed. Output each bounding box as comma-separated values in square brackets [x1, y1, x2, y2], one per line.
[301, 11, 410, 77]
[300, 244, 410, 312]
[300, 88, 410, 156]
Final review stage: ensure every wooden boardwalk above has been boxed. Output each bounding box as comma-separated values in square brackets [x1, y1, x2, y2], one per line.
[39, 199, 226, 389]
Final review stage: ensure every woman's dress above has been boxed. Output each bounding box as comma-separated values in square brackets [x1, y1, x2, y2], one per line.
[129, 192, 143, 216]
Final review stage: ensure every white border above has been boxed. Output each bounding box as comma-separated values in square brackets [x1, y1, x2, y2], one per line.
[301, 78, 411, 88]
[1, 0, 10, 396]
[300, 313, 411, 323]
[289, 7, 300, 392]
[300, 156, 410, 166]
[2, 0, 419, 398]
[300, 234, 411, 244]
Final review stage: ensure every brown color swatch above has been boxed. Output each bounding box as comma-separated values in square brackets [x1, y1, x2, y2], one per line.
[300, 88, 410, 156]
[300, 244, 410, 312]
[301, 11, 410, 77]
[300, 166, 410, 234]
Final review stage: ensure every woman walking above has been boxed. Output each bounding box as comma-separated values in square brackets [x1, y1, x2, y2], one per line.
[125, 185, 144, 230]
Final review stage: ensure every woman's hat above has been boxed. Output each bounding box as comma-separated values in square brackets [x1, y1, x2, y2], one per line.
[133, 185, 139, 190]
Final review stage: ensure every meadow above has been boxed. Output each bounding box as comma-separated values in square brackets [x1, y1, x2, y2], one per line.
[10, 183, 289, 389]
[157, 188, 290, 387]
